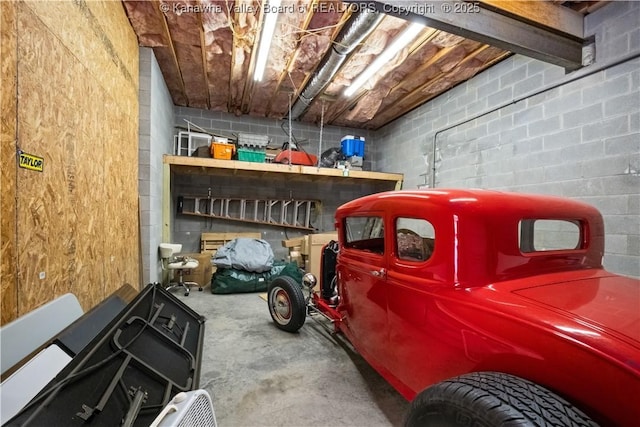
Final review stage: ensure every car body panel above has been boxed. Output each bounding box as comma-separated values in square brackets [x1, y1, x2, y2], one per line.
[331, 189, 639, 426]
[338, 250, 389, 368]
[514, 275, 640, 343]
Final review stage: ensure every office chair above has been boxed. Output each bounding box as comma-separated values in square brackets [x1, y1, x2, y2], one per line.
[159, 243, 200, 296]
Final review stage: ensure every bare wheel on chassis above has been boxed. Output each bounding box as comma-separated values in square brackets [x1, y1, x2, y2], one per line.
[267, 276, 306, 332]
[404, 372, 598, 427]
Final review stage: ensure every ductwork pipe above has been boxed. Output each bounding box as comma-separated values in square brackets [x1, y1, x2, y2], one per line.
[289, 8, 383, 120]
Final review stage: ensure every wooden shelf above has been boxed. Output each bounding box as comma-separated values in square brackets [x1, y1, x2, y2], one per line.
[163, 155, 404, 188]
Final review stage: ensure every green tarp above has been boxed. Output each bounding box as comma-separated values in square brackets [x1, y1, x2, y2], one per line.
[211, 262, 303, 294]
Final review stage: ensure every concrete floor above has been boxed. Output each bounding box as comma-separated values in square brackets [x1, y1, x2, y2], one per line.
[175, 288, 410, 427]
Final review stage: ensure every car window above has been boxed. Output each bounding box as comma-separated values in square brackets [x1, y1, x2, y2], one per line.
[344, 216, 384, 254]
[519, 219, 583, 252]
[396, 218, 435, 262]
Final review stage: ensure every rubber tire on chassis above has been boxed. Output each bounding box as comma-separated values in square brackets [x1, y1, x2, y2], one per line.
[404, 372, 598, 427]
[267, 276, 306, 332]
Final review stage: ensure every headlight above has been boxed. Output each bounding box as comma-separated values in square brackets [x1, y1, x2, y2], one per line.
[302, 273, 317, 289]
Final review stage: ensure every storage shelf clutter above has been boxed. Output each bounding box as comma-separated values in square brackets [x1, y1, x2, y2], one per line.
[341, 135, 365, 157]
[175, 130, 367, 169]
[237, 133, 269, 149]
[211, 142, 235, 160]
[237, 147, 266, 163]
[175, 131, 212, 156]
[236, 133, 268, 163]
[175, 129, 271, 163]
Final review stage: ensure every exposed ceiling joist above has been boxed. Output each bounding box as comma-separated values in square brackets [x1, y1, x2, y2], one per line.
[392, 46, 505, 115]
[266, 3, 317, 115]
[123, 0, 604, 130]
[359, 0, 586, 71]
[122, 0, 188, 104]
[478, 0, 584, 38]
[198, 13, 211, 109]
[232, 3, 258, 114]
[325, 27, 440, 124]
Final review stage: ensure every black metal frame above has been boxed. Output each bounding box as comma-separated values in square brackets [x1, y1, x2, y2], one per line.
[6, 283, 206, 427]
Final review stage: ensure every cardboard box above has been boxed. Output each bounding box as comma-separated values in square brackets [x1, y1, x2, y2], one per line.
[304, 232, 338, 281]
[282, 232, 338, 288]
[282, 237, 305, 248]
[288, 248, 304, 268]
[179, 252, 214, 288]
[301, 232, 338, 255]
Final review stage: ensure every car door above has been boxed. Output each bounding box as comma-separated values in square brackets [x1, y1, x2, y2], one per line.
[337, 214, 390, 367]
[385, 215, 449, 394]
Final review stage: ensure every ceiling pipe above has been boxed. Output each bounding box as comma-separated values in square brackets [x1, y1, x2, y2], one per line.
[288, 8, 383, 120]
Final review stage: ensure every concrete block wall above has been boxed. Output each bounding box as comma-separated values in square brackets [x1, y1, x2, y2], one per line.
[138, 47, 175, 284]
[171, 173, 392, 261]
[374, 1, 639, 278]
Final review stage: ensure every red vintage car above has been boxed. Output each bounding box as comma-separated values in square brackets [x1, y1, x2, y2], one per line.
[267, 189, 640, 426]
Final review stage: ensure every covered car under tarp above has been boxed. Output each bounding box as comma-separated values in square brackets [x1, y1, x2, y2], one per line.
[213, 237, 274, 273]
[211, 238, 302, 294]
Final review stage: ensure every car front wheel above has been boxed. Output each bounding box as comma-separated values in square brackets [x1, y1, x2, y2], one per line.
[405, 372, 597, 427]
[267, 276, 306, 332]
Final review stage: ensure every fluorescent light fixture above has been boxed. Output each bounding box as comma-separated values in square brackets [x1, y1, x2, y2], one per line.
[253, 0, 282, 82]
[344, 22, 424, 97]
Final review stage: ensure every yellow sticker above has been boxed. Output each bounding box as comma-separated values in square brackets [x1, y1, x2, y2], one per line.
[18, 152, 44, 172]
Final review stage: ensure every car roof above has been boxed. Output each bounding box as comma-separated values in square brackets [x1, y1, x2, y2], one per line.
[337, 189, 601, 219]
[336, 189, 605, 284]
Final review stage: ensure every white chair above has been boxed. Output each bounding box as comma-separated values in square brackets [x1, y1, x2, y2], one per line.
[159, 243, 200, 296]
[0, 293, 83, 424]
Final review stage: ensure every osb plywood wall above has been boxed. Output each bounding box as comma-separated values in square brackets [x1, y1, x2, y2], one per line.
[0, 0, 139, 325]
[1, 2, 19, 326]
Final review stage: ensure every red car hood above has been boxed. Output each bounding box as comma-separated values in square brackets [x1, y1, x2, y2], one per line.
[513, 274, 640, 345]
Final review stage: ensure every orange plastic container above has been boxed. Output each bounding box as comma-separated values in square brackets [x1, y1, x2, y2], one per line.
[211, 142, 235, 160]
